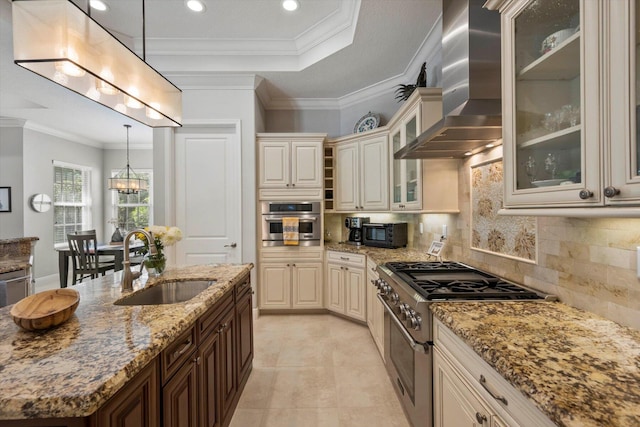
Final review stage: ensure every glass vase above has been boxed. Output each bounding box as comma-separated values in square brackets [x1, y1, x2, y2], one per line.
[144, 255, 166, 277]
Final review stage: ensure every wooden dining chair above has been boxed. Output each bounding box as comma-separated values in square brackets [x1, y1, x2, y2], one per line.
[67, 232, 116, 285]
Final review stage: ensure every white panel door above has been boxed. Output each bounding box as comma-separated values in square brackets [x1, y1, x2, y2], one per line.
[175, 132, 241, 265]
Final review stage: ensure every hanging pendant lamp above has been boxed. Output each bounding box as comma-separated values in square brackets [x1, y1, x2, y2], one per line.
[108, 124, 148, 194]
[11, 0, 182, 128]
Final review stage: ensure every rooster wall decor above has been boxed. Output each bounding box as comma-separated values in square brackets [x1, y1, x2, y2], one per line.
[394, 62, 427, 102]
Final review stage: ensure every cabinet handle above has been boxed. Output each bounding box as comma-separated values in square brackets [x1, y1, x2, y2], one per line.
[604, 186, 620, 198]
[344, 267, 349, 271]
[292, 263, 296, 267]
[217, 323, 228, 333]
[479, 375, 508, 405]
[173, 339, 193, 359]
[193, 356, 201, 365]
[475, 412, 487, 424]
[578, 189, 593, 200]
[292, 183, 296, 187]
[287, 264, 291, 267]
[224, 243, 237, 248]
[340, 257, 350, 261]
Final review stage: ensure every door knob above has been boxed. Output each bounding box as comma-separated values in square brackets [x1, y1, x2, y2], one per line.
[224, 243, 237, 248]
[604, 186, 620, 198]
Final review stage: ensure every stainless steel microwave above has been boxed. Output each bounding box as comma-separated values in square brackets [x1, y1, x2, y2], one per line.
[362, 222, 408, 249]
[260, 201, 322, 246]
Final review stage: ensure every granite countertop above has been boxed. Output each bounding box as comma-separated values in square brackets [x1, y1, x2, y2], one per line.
[0, 237, 39, 245]
[431, 302, 640, 427]
[0, 256, 31, 274]
[0, 263, 253, 420]
[325, 242, 433, 265]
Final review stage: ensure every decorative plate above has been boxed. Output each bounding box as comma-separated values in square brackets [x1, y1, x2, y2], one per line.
[353, 112, 380, 133]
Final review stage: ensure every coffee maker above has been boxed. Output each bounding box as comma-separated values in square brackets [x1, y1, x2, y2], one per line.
[345, 217, 370, 245]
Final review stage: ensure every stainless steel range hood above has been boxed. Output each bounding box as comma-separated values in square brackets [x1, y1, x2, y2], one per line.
[394, 0, 502, 159]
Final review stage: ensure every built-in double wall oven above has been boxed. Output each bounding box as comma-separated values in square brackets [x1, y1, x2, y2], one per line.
[260, 201, 322, 246]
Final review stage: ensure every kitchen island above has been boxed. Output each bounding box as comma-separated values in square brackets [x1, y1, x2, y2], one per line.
[431, 301, 640, 427]
[0, 262, 253, 425]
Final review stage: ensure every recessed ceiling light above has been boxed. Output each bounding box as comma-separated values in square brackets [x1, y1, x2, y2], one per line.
[90, 0, 108, 12]
[485, 143, 495, 148]
[282, 0, 299, 12]
[464, 151, 473, 156]
[186, 0, 206, 13]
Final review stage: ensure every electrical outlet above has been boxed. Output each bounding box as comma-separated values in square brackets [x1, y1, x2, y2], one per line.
[442, 224, 447, 239]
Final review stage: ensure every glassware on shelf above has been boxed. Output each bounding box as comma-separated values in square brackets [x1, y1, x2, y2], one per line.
[525, 156, 537, 182]
[544, 153, 558, 179]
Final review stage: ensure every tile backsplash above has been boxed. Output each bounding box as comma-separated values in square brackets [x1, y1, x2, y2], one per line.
[325, 153, 640, 330]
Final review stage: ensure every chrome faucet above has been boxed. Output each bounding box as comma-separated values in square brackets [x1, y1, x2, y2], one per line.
[121, 229, 158, 292]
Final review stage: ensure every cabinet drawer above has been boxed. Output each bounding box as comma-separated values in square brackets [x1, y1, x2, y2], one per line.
[235, 273, 252, 300]
[161, 325, 196, 384]
[261, 247, 324, 262]
[433, 318, 555, 427]
[366, 258, 379, 278]
[198, 290, 234, 341]
[327, 251, 365, 267]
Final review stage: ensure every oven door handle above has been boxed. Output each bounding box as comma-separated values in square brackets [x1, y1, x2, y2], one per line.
[264, 216, 318, 222]
[377, 294, 430, 354]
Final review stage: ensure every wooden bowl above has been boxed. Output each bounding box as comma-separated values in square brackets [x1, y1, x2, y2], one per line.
[10, 289, 80, 331]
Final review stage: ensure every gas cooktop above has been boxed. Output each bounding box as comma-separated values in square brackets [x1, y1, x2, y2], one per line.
[384, 261, 545, 301]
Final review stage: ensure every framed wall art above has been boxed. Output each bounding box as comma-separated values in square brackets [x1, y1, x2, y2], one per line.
[470, 158, 537, 262]
[0, 187, 11, 212]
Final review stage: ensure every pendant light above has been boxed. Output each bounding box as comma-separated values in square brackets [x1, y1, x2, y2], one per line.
[108, 125, 148, 194]
[11, 0, 182, 128]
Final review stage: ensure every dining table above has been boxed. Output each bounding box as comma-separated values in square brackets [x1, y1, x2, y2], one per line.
[57, 241, 144, 288]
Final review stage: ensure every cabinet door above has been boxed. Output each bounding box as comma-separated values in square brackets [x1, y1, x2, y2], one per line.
[259, 262, 291, 309]
[96, 359, 159, 427]
[236, 287, 254, 387]
[219, 308, 237, 425]
[163, 358, 198, 427]
[199, 330, 221, 427]
[434, 348, 492, 427]
[292, 262, 323, 308]
[360, 135, 389, 210]
[608, 0, 640, 203]
[344, 267, 366, 322]
[335, 142, 360, 211]
[259, 140, 290, 188]
[291, 141, 322, 188]
[326, 262, 345, 313]
[391, 112, 422, 211]
[502, 0, 602, 207]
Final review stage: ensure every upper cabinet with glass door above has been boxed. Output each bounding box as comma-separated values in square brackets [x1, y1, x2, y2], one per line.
[489, 0, 640, 212]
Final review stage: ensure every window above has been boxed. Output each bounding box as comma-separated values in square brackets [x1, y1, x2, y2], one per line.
[53, 162, 92, 245]
[112, 169, 152, 232]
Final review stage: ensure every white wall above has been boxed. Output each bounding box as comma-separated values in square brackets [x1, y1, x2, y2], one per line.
[265, 109, 341, 137]
[155, 87, 258, 289]
[0, 125, 24, 238]
[19, 128, 106, 278]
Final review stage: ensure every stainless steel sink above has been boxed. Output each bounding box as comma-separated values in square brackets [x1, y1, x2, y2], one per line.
[114, 280, 216, 305]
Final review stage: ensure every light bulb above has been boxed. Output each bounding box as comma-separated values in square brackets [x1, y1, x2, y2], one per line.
[124, 87, 143, 109]
[146, 103, 163, 120]
[90, 0, 108, 12]
[282, 0, 299, 11]
[97, 68, 119, 95]
[54, 48, 85, 77]
[186, 0, 205, 12]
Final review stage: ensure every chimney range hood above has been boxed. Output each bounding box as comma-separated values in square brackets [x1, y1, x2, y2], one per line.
[394, 0, 502, 159]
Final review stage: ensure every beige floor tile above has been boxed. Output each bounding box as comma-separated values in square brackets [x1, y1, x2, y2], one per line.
[228, 408, 264, 427]
[338, 406, 411, 427]
[269, 366, 337, 408]
[229, 314, 410, 427]
[261, 408, 340, 427]
[237, 367, 276, 409]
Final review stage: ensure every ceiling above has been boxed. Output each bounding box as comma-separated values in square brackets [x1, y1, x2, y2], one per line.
[0, 0, 441, 147]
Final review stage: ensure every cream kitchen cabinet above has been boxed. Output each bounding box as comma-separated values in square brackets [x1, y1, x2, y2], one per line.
[325, 251, 366, 322]
[257, 133, 325, 200]
[333, 130, 389, 212]
[487, 0, 640, 214]
[433, 318, 555, 427]
[259, 247, 323, 310]
[388, 87, 460, 212]
[365, 257, 384, 359]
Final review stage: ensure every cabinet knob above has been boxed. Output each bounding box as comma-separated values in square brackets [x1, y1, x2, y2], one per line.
[604, 186, 620, 198]
[475, 412, 487, 424]
[578, 189, 593, 200]
[292, 263, 296, 267]
[292, 183, 296, 187]
[193, 356, 201, 365]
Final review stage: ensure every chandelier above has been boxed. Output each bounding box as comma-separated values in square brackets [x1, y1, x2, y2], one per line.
[108, 125, 148, 195]
[11, 0, 182, 128]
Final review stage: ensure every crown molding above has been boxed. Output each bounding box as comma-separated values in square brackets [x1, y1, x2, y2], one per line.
[23, 121, 106, 149]
[0, 117, 26, 128]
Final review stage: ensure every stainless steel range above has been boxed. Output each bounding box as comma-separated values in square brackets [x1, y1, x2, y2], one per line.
[375, 261, 556, 427]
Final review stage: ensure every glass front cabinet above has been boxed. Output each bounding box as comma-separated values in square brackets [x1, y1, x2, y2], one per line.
[488, 0, 640, 210]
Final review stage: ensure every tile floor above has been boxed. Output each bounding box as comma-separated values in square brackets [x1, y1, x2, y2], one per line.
[229, 313, 411, 427]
